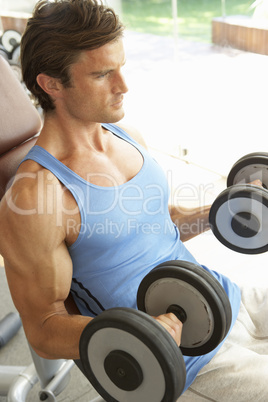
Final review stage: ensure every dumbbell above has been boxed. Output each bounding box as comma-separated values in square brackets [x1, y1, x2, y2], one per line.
[79, 260, 232, 402]
[0, 30, 21, 60]
[0, 30, 22, 82]
[209, 152, 268, 254]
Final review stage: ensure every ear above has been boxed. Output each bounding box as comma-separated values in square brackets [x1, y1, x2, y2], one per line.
[36, 73, 62, 98]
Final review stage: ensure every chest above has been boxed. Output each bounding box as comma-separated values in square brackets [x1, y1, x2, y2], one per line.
[65, 134, 144, 187]
[62, 134, 144, 245]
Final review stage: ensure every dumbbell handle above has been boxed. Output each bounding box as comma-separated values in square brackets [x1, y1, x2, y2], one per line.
[166, 304, 187, 324]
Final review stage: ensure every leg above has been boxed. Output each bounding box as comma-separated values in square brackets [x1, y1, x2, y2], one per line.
[179, 287, 268, 402]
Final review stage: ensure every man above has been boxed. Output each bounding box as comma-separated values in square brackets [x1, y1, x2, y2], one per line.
[0, 1, 267, 400]
[1, 0, 187, 360]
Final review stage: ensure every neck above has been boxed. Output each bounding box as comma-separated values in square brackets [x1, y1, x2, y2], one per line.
[36, 112, 110, 156]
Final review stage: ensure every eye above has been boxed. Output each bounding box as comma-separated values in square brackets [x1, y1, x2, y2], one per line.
[97, 71, 111, 79]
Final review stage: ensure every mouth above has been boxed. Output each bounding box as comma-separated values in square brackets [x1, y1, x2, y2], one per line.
[112, 97, 124, 108]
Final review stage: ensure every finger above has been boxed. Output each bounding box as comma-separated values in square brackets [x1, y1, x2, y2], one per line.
[154, 313, 183, 346]
[250, 179, 263, 187]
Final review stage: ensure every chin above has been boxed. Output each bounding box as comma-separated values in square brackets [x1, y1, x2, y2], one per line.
[104, 109, 125, 124]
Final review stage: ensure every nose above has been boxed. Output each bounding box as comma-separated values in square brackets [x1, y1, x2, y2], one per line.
[113, 70, 128, 94]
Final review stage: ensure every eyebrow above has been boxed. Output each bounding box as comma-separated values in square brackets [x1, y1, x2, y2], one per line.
[89, 69, 112, 77]
[89, 59, 127, 77]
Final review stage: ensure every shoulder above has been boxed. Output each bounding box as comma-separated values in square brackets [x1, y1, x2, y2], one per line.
[0, 161, 66, 259]
[3, 160, 62, 215]
[116, 122, 148, 150]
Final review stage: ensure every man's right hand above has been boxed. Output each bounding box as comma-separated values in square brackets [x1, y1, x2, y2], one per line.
[154, 313, 183, 347]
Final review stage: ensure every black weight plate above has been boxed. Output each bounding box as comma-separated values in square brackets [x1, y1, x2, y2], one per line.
[209, 185, 268, 254]
[1, 30, 21, 53]
[0, 45, 9, 61]
[137, 260, 232, 356]
[79, 307, 186, 402]
[227, 152, 268, 189]
[11, 45, 20, 64]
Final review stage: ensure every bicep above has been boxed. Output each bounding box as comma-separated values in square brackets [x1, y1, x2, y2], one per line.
[4, 239, 73, 330]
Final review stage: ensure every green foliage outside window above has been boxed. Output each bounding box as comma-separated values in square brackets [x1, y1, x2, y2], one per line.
[121, 0, 254, 42]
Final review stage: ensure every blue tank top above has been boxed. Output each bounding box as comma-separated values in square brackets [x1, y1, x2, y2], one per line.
[21, 123, 241, 392]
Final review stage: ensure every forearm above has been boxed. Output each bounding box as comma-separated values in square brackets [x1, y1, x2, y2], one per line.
[169, 205, 211, 242]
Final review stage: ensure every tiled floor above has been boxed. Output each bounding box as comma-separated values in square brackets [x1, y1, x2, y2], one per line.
[1, 31, 268, 401]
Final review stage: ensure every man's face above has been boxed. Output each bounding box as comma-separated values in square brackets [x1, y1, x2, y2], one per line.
[59, 38, 128, 124]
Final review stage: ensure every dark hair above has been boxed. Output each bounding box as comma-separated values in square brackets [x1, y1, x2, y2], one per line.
[21, 0, 124, 112]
